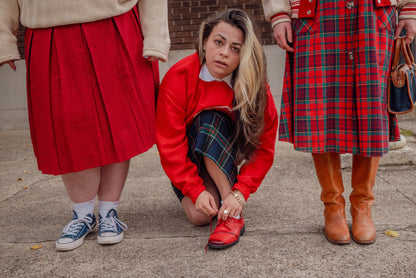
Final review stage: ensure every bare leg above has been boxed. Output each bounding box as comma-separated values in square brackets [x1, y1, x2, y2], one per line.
[62, 160, 130, 203]
[62, 167, 101, 203]
[97, 160, 130, 201]
[181, 163, 221, 226]
[203, 156, 232, 200]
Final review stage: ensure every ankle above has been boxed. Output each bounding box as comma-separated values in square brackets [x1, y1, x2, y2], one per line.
[99, 200, 119, 217]
[73, 198, 95, 219]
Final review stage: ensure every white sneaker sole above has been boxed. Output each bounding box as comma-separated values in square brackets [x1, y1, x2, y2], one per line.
[97, 232, 124, 245]
[56, 231, 90, 251]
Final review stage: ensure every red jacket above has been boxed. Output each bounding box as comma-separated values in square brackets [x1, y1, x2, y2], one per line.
[156, 52, 278, 203]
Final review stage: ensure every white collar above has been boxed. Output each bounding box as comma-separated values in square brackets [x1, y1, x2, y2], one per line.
[199, 64, 233, 89]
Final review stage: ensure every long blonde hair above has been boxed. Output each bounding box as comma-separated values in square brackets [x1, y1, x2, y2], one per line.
[197, 9, 268, 164]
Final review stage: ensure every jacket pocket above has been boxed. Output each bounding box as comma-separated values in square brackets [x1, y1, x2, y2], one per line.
[375, 5, 396, 32]
[292, 18, 317, 36]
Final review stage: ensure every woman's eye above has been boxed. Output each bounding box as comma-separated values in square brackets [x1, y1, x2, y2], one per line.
[215, 40, 223, 46]
[232, 47, 240, 53]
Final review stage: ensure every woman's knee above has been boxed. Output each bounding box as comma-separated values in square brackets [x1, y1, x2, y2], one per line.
[187, 211, 211, 227]
[181, 197, 211, 226]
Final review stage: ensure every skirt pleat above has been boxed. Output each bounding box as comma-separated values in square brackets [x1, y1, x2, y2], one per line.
[25, 7, 158, 175]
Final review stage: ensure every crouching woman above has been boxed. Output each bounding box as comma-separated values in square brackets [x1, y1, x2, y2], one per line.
[156, 9, 278, 249]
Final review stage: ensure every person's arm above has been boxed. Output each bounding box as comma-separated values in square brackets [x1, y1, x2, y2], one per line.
[155, 70, 207, 204]
[232, 89, 279, 201]
[261, 0, 292, 25]
[395, 2, 416, 44]
[138, 0, 170, 62]
[261, 0, 294, 52]
[0, 0, 20, 67]
[397, 0, 416, 11]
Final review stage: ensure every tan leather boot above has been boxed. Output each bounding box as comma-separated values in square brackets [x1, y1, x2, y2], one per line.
[350, 155, 380, 244]
[312, 153, 351, 244]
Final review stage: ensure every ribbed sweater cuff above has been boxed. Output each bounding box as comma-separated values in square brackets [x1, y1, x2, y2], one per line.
[271, 13, 291, 29]
[233, 184, 250, 201]
[0, 43, 20, 64]
[184, 184, 206, 204]
[143, 36, 170, 63]
[399, 3, 416, 20]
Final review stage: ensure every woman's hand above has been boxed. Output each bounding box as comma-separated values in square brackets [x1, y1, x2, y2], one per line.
[0, 60, 16, 71]
[273, 22, 294, 52]
[144, 55, 160, 62]
[395, 18, 416, 45]
[195, 190, 218, 217]
[218, 191, 243, 221]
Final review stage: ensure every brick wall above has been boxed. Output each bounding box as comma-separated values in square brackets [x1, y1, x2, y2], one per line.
[168, 0, 275, 50]
[17, 1, 274, 57]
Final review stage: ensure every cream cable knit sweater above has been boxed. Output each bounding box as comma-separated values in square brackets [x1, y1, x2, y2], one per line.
[0, 0, 170, 64]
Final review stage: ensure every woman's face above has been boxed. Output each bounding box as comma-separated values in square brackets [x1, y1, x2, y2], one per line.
[203, 21, 244, 80]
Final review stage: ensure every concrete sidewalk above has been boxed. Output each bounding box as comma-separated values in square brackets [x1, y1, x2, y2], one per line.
[1, 117, 416, 277]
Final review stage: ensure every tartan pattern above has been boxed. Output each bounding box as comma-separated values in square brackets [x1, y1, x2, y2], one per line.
[172, 110, 237, 201]
[279, 0, 400, 157]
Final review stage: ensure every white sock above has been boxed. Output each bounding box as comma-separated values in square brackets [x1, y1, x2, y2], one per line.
[99, 200, 119, 217]
[73, 198, 95, 219]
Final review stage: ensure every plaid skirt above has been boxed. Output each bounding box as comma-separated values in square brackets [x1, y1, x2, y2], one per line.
[172, 111, 237, 201]
[279, 0, 400, 157]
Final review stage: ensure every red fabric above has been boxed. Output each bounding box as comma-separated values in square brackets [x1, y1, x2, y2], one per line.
[374, 0, 392, 7]
[271, 13, 291, 25]
[271, 13, 288, 21]
[156, 53, 278, 203]
[25, 7, 158, 175]
[279, 0, 399, 157]
[400, 3, 416, 15]
[298, 0, 317, 18]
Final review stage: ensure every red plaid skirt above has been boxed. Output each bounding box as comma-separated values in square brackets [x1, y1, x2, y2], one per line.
[25, 7, 159, 175]
[279, 0, 400, 157]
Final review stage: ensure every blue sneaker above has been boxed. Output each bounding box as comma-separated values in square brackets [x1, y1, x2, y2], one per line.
[97, 209, 127, 245]
[55, 211, 96, 251]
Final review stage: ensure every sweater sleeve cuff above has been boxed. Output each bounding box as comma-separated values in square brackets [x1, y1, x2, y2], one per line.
[271, 13, 291, 29]
[399, 3, 416, 20]
[232, 184, 250, 201]
[0, 43, 20, 64]
[183, 184, 206, 204]
[143, 36, 170, 63]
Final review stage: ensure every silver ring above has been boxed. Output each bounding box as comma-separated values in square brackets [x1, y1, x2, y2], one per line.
[224, 209, 229, 214]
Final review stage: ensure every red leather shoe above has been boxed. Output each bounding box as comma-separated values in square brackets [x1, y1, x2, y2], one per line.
[207, 217, 245, 249]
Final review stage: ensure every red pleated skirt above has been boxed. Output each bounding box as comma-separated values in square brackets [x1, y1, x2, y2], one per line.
[24, 7, 159, 175]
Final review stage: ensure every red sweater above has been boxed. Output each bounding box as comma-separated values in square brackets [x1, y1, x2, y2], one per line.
[156, 52, 278, 203]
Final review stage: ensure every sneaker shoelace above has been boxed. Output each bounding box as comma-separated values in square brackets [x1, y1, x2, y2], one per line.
[62, 216, 94, 237]
[99, 215, 128, 233]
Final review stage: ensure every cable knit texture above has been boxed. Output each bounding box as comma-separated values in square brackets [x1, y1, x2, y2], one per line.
[0, 0, 170, 64]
